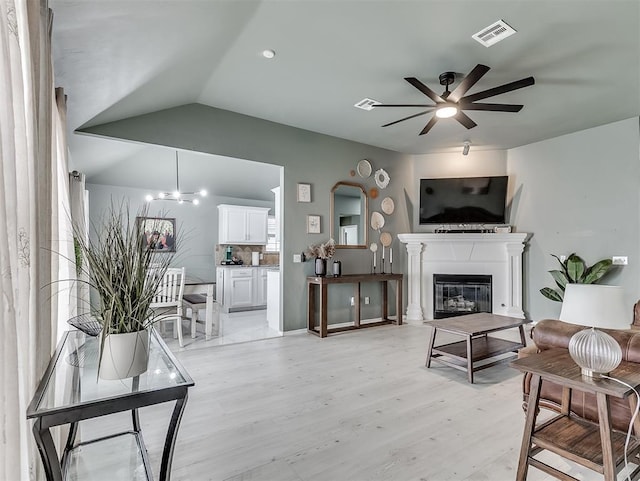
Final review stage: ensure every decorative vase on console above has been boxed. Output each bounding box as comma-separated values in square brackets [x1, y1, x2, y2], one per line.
[306, 238, 336, 277]
[315, 258, 326, 276]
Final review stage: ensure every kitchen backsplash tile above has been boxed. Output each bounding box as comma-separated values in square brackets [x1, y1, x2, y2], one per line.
[215, 244, 279, 266]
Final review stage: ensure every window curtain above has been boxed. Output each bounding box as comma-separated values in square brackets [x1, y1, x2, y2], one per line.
[0, 0, 71, 479]
[68, 169, 89, 315]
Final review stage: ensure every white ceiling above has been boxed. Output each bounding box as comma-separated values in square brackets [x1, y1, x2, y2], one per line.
[51, 0, 640, 198]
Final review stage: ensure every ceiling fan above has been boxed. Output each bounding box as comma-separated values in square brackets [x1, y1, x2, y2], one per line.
[374, 64, 534, 135]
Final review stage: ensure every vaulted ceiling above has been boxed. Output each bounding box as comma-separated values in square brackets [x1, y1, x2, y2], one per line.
[51, 0, 640, 197]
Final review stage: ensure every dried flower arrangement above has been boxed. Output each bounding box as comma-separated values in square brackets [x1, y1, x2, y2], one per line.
[305, 238, 336, 260]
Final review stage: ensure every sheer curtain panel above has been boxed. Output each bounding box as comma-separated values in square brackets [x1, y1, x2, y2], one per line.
[0, 0, 70, 479]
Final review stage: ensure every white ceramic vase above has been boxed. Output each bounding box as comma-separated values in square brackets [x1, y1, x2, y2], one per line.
[99, 330, 150, 380]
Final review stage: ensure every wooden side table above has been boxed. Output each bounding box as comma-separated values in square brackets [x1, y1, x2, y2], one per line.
[510, 349, 640, 481]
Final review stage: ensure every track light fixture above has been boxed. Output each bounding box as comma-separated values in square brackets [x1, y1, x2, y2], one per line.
[462, 141, 471, 156]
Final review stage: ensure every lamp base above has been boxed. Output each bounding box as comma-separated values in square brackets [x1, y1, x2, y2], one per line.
[579, 368, 609, 379]
[568, 327, 622, 378]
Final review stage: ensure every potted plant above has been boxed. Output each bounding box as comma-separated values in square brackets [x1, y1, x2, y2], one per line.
[74, 201, 173, 379]
[305, 238, 336, 276]
[540, 253, 614, 302]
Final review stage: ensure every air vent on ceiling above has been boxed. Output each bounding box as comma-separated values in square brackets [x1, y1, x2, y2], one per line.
[354, 98, 380, 111]
[472, 19, 516, 47]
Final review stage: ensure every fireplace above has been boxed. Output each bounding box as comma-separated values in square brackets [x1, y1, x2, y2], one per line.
[433, 274, 492, 319]
[398, 232, 529, 322]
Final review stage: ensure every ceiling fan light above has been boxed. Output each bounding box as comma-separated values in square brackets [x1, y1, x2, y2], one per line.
[200, 189, 207, 197]
[145, 194, 153, 202]
[193, 198, 200, 206]
[173, 191, 181, 199]
[158, 192, 166, 199]
[436, 104, 458, 119]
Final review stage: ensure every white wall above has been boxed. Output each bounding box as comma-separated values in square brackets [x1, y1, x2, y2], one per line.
[87, 183, 274, 281]
[507, 117, 640, 321]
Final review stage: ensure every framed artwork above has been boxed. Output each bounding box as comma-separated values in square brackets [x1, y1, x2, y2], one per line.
[307, 215, 321, 234]
[307, 215, 320, 234]
[137, 217, 176, 252]
[297, 183, 311, 203]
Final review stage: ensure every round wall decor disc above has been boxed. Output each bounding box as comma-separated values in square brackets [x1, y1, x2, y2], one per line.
[369, 187, 379, 199]
[369, 243, 378, 252]
[381, 197, 395, 215]
[357, 159, 372, 178]
[374, 168, 390, 189]
[371, 211, 385, 230]
[380, 231, 392, 247]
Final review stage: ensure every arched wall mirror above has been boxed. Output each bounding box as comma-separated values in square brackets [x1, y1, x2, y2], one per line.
[330, 181, 368, 249]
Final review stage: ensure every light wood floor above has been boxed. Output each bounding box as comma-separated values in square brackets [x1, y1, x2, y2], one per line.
[84, 323, 616, 480]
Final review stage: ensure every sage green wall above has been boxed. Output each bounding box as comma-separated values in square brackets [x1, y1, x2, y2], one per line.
[507, 117, 640, 321]
[80, 104, 412, 330]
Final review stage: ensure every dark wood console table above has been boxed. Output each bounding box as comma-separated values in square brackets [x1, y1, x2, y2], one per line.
[307, 273, 403, 338]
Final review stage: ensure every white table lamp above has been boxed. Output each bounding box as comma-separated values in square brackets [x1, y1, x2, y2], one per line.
[559, 284, 629, 377]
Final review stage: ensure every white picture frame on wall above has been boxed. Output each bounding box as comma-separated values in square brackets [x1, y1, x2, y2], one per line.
[297, 183, 311, 203]
[307, 214, 321, 234]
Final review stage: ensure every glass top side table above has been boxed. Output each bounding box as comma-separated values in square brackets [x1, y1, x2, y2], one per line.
[27, 329, 194, 481]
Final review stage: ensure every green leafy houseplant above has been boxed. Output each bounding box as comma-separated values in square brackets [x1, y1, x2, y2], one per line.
[540, 253, 614, 302]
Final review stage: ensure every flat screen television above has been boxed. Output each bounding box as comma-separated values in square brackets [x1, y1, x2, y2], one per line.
[419, 176, 508, 225]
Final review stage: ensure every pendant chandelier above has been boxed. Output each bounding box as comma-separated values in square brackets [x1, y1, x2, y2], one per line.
[145, 151, 207, 205]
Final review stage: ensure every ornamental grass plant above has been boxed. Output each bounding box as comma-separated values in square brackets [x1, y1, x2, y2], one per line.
[74, 201, 173, 336]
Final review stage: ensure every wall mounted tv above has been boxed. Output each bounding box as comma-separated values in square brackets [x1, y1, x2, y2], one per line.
[419, 176, 508, 225]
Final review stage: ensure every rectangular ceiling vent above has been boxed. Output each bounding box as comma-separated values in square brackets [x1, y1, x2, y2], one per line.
[354, 98, 380, 111]
[472, 19, 516, 47]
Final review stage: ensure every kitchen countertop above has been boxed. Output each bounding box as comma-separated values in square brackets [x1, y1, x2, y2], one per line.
[218, 265, 279, 269]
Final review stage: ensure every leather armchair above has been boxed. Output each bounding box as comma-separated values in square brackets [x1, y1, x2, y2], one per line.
[521, 319, 640, 433]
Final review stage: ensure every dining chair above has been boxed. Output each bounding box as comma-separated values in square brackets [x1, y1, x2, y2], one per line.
[183, 293, 219, 338]
[149, 267, 191, 347]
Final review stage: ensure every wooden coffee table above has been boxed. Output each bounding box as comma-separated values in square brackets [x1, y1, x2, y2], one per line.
[425, 312, 531, 383]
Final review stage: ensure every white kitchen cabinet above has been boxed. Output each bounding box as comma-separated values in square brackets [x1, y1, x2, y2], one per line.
[224, 268, 254, 309]
[218, 204, 269, 245]
[217, 266, 269, 312]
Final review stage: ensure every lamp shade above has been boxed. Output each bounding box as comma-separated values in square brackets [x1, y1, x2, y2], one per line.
[559, 284, 629, 330]
[560, 284, 629, 377]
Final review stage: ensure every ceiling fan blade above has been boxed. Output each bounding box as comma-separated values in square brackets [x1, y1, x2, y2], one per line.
[381, 110, 433, 128]
[405, 77, 445, 103]
[374, 104, 435, 108]
[454, 111, 477, 129]
[419, 116, 439, 135]
[460, 103, 524, 112]
[461, 76, 535, 103]
[448, 64, 490, 103]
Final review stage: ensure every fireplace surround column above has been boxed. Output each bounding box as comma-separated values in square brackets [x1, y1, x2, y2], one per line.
[506, 241, 526, 317]
[404, 242, 425, 322]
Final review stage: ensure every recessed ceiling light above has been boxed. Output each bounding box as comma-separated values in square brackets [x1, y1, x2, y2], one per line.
[262, 49, 276, 59]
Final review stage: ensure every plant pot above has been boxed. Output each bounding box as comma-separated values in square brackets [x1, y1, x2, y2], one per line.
[99, 330, 150, 380]
[315, 258, 326, 276]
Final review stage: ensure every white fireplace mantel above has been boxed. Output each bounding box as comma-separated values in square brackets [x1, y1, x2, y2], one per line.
[398, 233, 530, 322]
